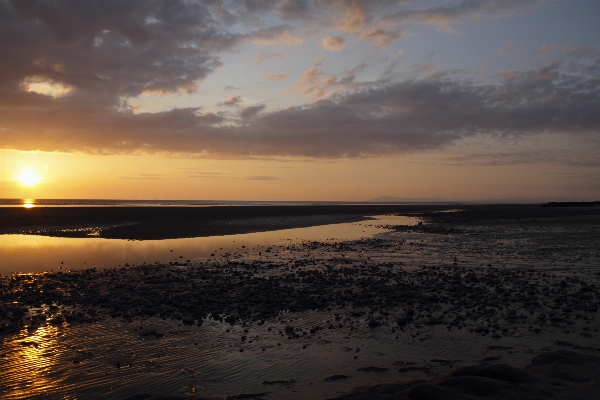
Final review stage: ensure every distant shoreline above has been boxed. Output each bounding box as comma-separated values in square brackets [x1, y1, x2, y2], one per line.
[0, 204, 446, 240]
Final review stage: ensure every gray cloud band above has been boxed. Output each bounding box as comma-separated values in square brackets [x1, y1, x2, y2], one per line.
[1, 0, 597, 159]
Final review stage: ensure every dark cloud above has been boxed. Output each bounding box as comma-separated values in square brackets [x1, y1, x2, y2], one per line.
[0, 0, 240, 102]
[240, 104, 266, 119]
[439, 148, 600, 167]
[277, 0, 312, 20]
[246, 25, 303, 45]
[240, 0, 279, 14]
[219, 95, 243, 107]
[384, 0, 548, 28]
[3, 57, 599, 159]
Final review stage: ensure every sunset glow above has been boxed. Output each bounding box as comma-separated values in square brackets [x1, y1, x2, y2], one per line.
[0, 1, 598, 201]
[17, 169, 41, 187]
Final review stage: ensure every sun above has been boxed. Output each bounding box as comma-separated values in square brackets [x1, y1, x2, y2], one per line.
[17, 169, 42, 187]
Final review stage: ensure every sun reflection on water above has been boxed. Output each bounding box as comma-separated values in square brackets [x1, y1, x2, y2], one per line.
[1, 324, 62, 399]
[22, 199, 36, 208]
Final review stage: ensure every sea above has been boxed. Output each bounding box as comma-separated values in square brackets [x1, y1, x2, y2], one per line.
[0, 198, 361, 207]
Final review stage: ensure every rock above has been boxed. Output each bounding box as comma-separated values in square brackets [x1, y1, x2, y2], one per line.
[525, 350, 600, 383]
[139, 328, 157, 336]
[358, 366, 389, 372]
[334, 351, 600, 399]
[182, 315, 194, 325]
[324, 374, 349, 381]
[367, 318, 381, 328]
[442, 363, 531, 384]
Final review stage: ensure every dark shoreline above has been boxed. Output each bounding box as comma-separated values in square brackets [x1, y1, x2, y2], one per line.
[2, 204, 600, 240]
[0, 204, 442, 240]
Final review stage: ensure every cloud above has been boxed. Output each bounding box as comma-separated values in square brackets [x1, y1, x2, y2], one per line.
[293, 63, 363, 99]
[321, 36, 347, 51]
[240, 104, 266, 119]
[413, 63, 433, 73]
[2, 0, 597, 163]
[259, 72, 288, 81]
[384, 0, 549, 29]
[21, 76, 73, 98]
[246, 26, 303, 46]
[219, 95, 243, 107]
[244, 175, 278, 180]
[360, 25, 405, 46]
[439, 148, 600, 167]
[293, 64, 326, 98]
[245, 51, 283, 66]
[1, 0, 239, 112]
[536, 44, 559, 54]
[5, 55, 598, 160]
[332, 3, 368, 34]
[277, 0, 312, 20]
[496, 42, 518, 55]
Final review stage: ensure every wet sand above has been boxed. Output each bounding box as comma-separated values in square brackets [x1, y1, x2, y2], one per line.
[1, 205, 599, 399]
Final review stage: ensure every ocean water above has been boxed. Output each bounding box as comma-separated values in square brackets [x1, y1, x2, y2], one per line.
[0, 198, 364, 207]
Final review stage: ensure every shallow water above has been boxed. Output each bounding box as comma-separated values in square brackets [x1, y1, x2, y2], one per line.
[2, 305, 598, 400]
[0, 215, 419, 275]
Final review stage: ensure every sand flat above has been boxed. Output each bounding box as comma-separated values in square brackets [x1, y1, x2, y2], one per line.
[1, 205, 599, 399]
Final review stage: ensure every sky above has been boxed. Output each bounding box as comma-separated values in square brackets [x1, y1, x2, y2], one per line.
[1, 0, 599, 202]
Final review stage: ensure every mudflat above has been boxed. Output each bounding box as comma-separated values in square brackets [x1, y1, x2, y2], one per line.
[1, 204, 599, 399]
[2, 203, 600, 239]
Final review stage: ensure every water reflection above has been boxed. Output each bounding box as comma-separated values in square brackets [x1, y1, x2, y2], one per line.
[3, 325, 61, 398]
[23, 199, 35, 208]
[0, 215, 419, 275]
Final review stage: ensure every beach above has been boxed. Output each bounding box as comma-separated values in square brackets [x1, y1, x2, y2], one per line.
[1, 204, 600, 399]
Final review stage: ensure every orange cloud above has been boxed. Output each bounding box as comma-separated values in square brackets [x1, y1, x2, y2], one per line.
[244, 51, 283, 66]
[260, 72, 288, 81]
[248, 28, 303, 46]
[333, 4, 367, 34]
[293, 63, 362, 99]
[360, 26, 404, 47]
[21, 76, 73, 98]
[322, 36, 347, 51]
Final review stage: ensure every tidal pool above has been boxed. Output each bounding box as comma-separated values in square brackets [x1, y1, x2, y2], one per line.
[0, 215, 420, 275]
